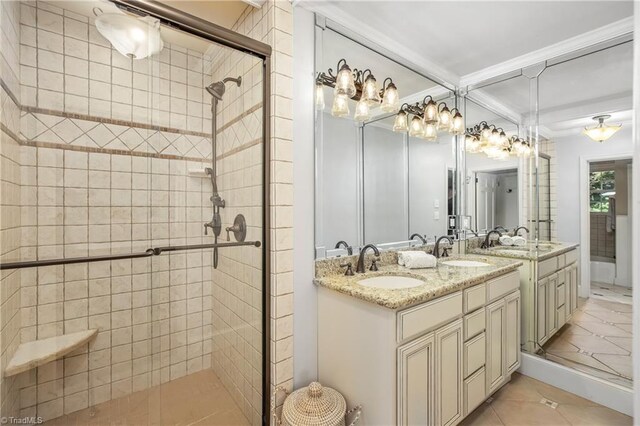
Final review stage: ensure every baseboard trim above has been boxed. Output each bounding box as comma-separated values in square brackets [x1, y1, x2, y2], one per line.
[518, 353, 632, 416]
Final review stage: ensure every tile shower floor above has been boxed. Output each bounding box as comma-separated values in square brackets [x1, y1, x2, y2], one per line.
[543, 295, 632, 388]
[43, 369, 249, 426]
[461, 372, 631, 425]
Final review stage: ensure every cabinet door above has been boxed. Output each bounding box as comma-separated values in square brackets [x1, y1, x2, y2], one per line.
[536, 277, 548, 345]
[570, 264, 579, 315]
[435, 319, 463, 426]
[397, 333, 435, 426]
[547, 274, 558, 338]
[486, 299, 506, 395]
[505, 291, 521, 374]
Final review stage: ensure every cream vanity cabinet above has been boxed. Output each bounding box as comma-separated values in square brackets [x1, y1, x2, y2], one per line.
[317, 270, 521, 425]
[516, 247, 579, 352]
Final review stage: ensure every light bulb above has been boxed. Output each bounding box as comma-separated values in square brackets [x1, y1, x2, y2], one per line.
[438, 105, 452, 131]
[423, 123, 437, 141]
[409, 116, 425, 138]
[423, 100, 438, 124]
[315, 83, 325, 110]
[380, 82, 399, 113]
[354, 99, 370, 122]
[451, 110, 464, 135]
[393, 111, 409, 132]
[331, 93, 349, 117]
[335, 62, 356, 98]
[362, 74, 381, 106]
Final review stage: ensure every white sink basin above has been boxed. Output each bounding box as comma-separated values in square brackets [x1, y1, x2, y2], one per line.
[441, 260, 491, 267]
[358, 276, 424, 290]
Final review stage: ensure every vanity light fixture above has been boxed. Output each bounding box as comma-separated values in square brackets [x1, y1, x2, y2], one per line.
[465, 121, 531, 159]
[316, 59, 400, 120]
[583, 115, 622, 142]
[391, 96, 463, 142]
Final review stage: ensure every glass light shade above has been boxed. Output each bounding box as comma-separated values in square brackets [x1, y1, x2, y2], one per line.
[451, 112, 464, 135]
[489, 129, 501, 146]
[423, 123, 437, 141]
[335, 64, 356, 97]
[315, 83, 325, 110]
[409, 116, 425, 138]
[362, 75, 381, 106]
[496, 149, 510, 160]
[354, 99, 370, 122]
[480, 125, 491, 142]
[95, 14, 164, 60]
[464, 135, 474, 151]
[583, 125, 621, 142]
[331, 93, 350, 117]
[423, 100, 438, 124]
[437, 106, 452, 131]
[393, 111, 409, 132]
[380, 83, 399, 112]
[499, 131, 508, 146]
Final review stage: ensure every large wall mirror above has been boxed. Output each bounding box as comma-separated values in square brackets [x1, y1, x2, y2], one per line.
[314, 21, 456, 258]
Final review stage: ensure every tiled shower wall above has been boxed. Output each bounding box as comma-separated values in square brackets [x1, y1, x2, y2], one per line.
[206, 2, 294, 425]
[0, 0, 23, 419]
[0, 0, 236, 420]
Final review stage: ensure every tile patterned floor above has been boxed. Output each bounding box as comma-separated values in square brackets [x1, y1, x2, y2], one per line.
[591, 282, 633, 305]
[543, 296, 632, 388]
[461, 372, 632, 425]
[43, 369, 249, 426]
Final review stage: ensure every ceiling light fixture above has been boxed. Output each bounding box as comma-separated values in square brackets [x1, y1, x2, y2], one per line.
[582, 115, 622, 143]
[95, 13, 164, 59]
[316, 59, 400, 120]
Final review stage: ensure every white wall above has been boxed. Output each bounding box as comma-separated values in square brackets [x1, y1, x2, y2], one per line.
[632, 5, 640, 419]
[292, 7, 317, 388]
[555, 127, 633, 244]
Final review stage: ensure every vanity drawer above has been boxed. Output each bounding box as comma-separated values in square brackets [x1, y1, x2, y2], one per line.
[565, 249, 578, 266]
[464, 308, 486, 341]
[557, 254, 566, 269]
[557, 284, 566, 308]
[463, 332, 486, 378]
[397, 291, 462, 342]
[463, 284, 486, 313]
[538, 257, 558, 278]
[487, 271, 519, 303]
[463, 367, 486, 416]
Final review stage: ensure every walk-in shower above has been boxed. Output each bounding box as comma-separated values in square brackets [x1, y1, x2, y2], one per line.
[0, 0, 271, 424]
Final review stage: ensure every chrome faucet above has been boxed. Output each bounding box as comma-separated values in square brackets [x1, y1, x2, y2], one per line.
[514, 226, 529, 236]
[335, 240, 353, 255]
[409, 233, 427, 245]
[356, 244, 380, 273]
[434, 236, 454, 258]
[482, 230, 503, 249]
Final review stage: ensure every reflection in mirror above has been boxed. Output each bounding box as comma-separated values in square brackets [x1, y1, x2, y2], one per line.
[463, 95, 527, 235]
[314, 24, 455, 258]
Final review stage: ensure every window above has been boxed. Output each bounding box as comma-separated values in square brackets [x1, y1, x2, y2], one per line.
[589, 170, 615, 212]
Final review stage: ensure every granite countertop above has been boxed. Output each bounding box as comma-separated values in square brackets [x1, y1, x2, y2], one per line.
[467, 241, 579, 261]
[314, 254, 522, 310]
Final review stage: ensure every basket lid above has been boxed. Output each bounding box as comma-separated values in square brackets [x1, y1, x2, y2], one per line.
[282, 382, 346, 425]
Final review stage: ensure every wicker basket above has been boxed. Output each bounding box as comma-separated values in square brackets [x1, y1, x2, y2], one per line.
[272, 382, 362, 426]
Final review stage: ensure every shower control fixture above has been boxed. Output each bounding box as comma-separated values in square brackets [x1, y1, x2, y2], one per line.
[226, 215, 247, 242]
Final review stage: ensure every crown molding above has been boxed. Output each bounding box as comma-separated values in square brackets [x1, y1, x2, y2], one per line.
[460, 16, 634, 87]
[295, 0, 461, 87]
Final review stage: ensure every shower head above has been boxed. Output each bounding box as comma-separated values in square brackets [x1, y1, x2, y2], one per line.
[205, 76, 242, 100]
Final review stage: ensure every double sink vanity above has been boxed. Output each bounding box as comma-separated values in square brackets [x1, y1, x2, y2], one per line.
[316, 248, 523, 425]
[315, 239, 579, 425]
